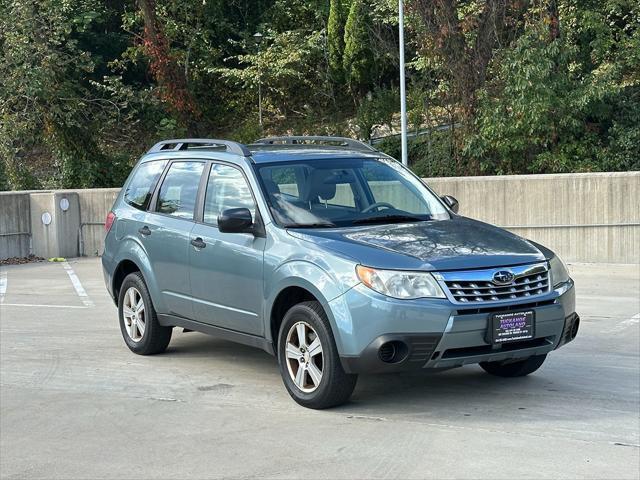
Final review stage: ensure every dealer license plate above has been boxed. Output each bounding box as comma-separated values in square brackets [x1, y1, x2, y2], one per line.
[490, 310, 535, 344]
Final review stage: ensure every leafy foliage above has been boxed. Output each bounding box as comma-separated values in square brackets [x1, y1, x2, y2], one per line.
[328, 0, 347, 85]
[356, 87, 398, 140]
[0, 0, 136, 189]
[344, 0, 376, 96]
[467, 0, 640, 174]
[0, 0, 637, 191]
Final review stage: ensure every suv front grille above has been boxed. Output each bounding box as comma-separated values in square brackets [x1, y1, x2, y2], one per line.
[438, 263, 550, 304]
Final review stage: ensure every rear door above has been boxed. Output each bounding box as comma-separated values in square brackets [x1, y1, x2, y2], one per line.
[189, 162, 266, 335]
[143, 160, 205, 319]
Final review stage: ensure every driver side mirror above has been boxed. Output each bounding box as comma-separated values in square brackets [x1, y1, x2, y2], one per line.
[441, 195, 459, 213]
[218, 208, 256, 234]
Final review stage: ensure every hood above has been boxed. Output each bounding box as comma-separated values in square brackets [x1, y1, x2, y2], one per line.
[287, 217, 547, 271]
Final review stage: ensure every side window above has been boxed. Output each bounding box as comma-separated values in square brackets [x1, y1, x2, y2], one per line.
[124, 160, 168, 210]
[204, 164, 256, 225]
[155, 161, 204, 219]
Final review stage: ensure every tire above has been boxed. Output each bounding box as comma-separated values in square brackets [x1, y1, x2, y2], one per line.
[118, 272, 172, 355]
[277, 301, 357, 409]
[479, 354, 547, 377]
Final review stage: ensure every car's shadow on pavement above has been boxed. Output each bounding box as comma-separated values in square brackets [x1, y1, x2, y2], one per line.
[162, 332, 579, 417]
[347, 370, 552, 410]
[162, 333, 279, 373]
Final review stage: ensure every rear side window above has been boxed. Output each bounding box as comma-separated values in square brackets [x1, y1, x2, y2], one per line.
[155, 161, 205, 219]
[124, 160, 168, 210]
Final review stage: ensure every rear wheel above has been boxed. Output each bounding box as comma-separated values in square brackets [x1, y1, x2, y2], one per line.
[118, 272, 172, 355]
[480, 354, 547, 377]
[277, 301, 357, 409]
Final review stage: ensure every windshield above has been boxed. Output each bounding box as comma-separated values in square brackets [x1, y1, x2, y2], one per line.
[255, 157, 450, 228]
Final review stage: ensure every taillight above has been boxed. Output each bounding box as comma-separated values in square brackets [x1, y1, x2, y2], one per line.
[105, 211, 116, 233]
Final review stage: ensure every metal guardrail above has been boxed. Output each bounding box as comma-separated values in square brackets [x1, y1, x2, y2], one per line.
[370, 123, 460, 145]
[0, 232, 30, 237]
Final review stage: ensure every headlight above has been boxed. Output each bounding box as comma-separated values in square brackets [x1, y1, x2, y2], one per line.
[549, 255, 570, 287]
[355, 265, 445, 299]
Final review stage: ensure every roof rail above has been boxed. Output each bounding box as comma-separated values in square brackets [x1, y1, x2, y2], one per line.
[147, 138, 251, 157]
[254, 136, 377, 152]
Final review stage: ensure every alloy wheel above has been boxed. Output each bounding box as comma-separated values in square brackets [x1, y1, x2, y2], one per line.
[285, 321, 324, 393]
[122, 287, 146, 342]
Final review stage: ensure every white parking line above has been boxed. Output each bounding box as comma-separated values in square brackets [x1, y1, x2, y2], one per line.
[1, 303, 87, 309]
[610, 313, 640, 333]
[0, 269, 7, 304]
[62, 262, 95, 307]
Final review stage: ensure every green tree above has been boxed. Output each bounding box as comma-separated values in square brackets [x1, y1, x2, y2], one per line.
[0, 0, 141, 190]
[343, 0, 374, 97]
[466, 0, 640, 174]
[216, 30, 327, 126]
[328, 0, 347, 84]
[355, 87, 397, 140]
[2, 0, 638, 192]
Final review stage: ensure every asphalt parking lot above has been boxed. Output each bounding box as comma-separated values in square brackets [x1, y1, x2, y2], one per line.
[0, 258, 638, 479]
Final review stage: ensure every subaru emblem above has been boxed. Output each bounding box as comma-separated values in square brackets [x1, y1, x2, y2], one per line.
[492, 270, 515, 285]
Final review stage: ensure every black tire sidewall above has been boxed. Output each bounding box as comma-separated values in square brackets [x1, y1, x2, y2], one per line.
[277, 302, 352, 408]
[480, 354, 547, 377]
[118, 272, 168, 354]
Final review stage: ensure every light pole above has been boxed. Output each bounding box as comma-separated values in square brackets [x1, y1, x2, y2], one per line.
[398, 0, 408, 166]
[253, 32, 264, 128]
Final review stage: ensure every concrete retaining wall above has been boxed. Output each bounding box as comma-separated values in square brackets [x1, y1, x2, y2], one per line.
[0, 172, 637, 263]
[424, 172, 639, 264]
[29, 192, 81, 259]
[0, 193, 31, 259]
[76, 189, 120, 256]
[0, 188, 120, 260]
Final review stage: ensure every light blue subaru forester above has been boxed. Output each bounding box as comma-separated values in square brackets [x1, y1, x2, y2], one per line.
[102, 136, 579, 409]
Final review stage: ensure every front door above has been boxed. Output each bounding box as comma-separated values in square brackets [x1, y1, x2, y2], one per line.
[144, 160, 205, 319]
[189, 163, 265, 335]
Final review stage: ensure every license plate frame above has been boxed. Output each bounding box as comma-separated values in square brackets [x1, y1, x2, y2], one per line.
[490, 310, 535, 344]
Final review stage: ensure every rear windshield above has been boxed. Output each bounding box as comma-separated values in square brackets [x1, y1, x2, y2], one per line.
[124, 160, 168, 210]
[255, 158, 449, 228]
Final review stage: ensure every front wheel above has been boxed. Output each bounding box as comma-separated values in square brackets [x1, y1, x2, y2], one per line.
[480, 354, 547, 377]
[277, 301, 357, 409]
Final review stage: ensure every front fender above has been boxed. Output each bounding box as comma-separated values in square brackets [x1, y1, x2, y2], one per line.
[264, 259, 354, 350]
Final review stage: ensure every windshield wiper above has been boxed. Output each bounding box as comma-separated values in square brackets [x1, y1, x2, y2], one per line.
[283, 221, 336, 228]
[352, 214, 428, 225]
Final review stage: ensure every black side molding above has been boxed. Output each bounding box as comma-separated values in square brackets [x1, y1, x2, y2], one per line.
[157, 314, 275, 356]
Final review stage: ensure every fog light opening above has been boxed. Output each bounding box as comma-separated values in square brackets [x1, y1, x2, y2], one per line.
[378, 341, 408, 364]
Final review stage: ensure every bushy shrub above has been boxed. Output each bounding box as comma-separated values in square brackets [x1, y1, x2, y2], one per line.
[377, 130, 459, 177]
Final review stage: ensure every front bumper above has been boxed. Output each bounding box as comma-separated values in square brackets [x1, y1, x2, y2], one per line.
[333, 280, 577, 374]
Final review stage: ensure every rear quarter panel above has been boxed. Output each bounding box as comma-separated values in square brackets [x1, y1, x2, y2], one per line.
[103, 205, 167, 313]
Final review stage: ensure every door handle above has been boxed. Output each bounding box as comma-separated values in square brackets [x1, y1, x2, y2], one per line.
[190, 237, 206, 249]
[138, 226, 151, 236]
